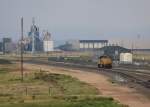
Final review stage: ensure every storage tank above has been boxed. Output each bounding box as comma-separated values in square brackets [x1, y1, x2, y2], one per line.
[120, 53, 133, 64]
[43, 31, 54, 52]
[43, 40, 54, 52]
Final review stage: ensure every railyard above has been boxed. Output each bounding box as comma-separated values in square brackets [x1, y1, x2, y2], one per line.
[25, 57, 150, 97]
[1, 54, 150, 95]
[23, 59, 150, 107]
[0, 58, 127, 107]
[0, 54, 150, 107]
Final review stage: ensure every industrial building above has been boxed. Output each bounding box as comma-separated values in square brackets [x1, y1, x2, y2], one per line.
[58, 40, 108, 51]
[0, 42, 2, 52]
[43, 31, 54, 52]
[2, 38, 12, 54]
[25, 19, 43, 53]
[120, 53, 133, 64]
[65, 40, 80, 51]
[95, 46, 131, 60]
[79, 40, 108, 50]
[0, 42, 3, 54]
[28, 19, 42, 53]
[21, 19, 54, 53]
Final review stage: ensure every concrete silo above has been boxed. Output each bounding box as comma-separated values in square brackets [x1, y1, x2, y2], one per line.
[43, 31, 54, 52]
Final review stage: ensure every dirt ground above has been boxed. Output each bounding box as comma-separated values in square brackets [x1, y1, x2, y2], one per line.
[23, 63, 150, 107]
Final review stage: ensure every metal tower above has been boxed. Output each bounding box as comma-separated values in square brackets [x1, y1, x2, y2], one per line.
[31, 18, 36, 54]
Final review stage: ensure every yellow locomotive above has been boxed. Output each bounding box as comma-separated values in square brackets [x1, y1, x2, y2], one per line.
[98, 55, 112, 69]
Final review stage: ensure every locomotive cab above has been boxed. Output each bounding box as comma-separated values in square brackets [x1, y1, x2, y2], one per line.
[98, 55, 112, 69]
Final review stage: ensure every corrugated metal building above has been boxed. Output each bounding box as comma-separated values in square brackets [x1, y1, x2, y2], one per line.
[96, 46, 131, 60]
[79, 40, 108, 50]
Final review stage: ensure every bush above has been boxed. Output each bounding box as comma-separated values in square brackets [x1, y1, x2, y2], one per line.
[0, 59, 12, 64]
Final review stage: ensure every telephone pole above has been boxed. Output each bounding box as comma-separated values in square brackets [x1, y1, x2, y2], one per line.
[21, 17, 24, 82]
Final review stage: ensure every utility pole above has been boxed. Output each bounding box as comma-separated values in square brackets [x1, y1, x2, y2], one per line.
[131, 42, 134, 54]
[21, 17, 24, 82]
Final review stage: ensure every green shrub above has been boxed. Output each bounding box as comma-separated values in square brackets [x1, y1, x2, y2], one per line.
[0, 59, 12, 64]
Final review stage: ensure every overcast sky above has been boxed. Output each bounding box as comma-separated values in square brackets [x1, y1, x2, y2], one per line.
[0, 0, 150, 48]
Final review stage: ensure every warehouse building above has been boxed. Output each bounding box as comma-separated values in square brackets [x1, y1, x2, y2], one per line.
[95, 46, 131, 60]
[79, 40, 108, 50]
[58, 40, 108, 51]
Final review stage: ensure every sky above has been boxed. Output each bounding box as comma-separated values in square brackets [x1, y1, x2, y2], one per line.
[0, 0, 150, 48]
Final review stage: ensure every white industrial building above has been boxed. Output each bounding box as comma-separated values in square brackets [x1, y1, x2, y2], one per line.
[120, 53, 133, 64]
[79, 40, 108, 49]
[43, 40, 53, 52]
[59, 40, 108, 51]
[43, 31, 54, 52]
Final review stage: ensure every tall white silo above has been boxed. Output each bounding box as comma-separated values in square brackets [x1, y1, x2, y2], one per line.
[43, 31, 54, 52]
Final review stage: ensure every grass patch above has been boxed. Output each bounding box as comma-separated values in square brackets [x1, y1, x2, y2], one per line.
[0, 96, 127, 107]
[0, 65, 98, 97]
[0, 64, 127, 107]
[0, 68, 9, 74]
[0, 59, 12, 64]
[34, 71, 99, 95]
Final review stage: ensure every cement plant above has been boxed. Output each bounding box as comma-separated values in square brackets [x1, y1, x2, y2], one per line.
[0, 1, 150, 107]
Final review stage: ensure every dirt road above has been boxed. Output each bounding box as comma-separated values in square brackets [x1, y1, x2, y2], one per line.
[24, 63, 150, 107]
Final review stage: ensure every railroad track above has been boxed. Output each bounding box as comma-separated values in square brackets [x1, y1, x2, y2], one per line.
[105, 69, 150, 88]
[25, 60, 150, 89]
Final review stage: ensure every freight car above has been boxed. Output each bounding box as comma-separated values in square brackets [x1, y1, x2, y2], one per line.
[98, 55, 112, 69]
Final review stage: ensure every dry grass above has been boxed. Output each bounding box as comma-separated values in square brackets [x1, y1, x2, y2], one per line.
[0, 63, 98, 100]
[0, 63, 126, 107]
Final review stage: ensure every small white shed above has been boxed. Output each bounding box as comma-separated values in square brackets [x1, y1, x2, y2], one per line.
[120, 53, 133, 64]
